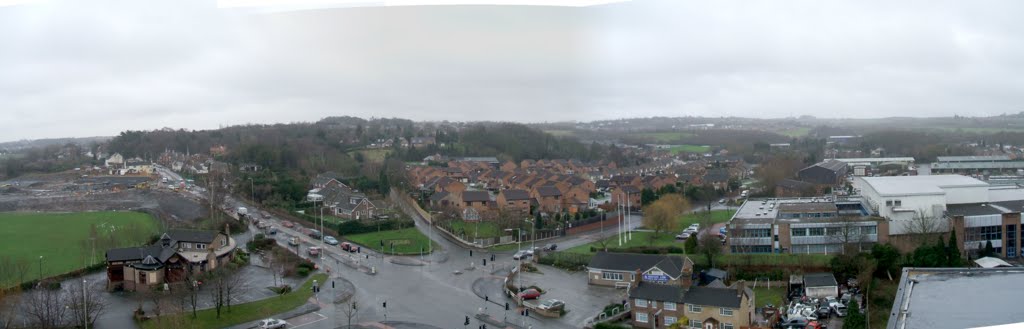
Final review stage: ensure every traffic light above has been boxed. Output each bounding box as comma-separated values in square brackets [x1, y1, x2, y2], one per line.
[469, 250, 473, 257]
[485, 295, 489, 302]
[505, 302, 509, 311]
[332, 281, 335, 289]
[483, 259, 486, 266]
[383, 301, 387, 308]
[464, 316, 470, 326]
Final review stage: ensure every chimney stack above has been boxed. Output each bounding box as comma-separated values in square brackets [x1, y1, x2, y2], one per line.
[632, 269, 643, 288]
[735, 280, 746, 297]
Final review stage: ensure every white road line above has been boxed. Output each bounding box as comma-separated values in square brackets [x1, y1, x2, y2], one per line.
[288, 312, 328, 329]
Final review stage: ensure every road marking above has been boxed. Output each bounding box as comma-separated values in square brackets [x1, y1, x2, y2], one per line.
[288, 312, 327, 328]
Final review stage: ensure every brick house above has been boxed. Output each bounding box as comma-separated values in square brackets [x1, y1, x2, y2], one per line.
[629, 279, 754, 329]
[459, 191, 492, 218]
[105, 229, 236, 291]
[532, 186, 563, 213]
[497, 189, 531, 213]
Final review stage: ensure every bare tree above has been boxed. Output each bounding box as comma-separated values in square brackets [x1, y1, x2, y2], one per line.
[222, 265, 246, 312]
[67, 280, 107, 329]
[902, 208, 947, 245]
[22, 283, 69, 329]
[828, 217, 870, 255]
[337, 299, 359, 327]
[0, 286, 20, 329]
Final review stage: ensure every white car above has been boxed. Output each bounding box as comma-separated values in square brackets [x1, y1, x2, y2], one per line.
[258, 318, 287, 329]
[675, 232, 692, 240]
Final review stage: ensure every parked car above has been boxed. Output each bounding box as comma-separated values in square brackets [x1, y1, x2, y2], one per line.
[719, 198, 726, 204]
[538, 299, 565, 310]
[258, 318, 288, 329]
[513, 250, 533, 260]
[517, 288, 541, 300]
[324, 236, 339, 245]
[308, 229, 322, 239]
[341, 242, 353, 252]
[307, 247, 321, 257]
[268, 226, 278, 235]
[675, 232, 692, 240]
[830, 304, 847, 317]
[543, 243, 557, 251]
[779, 317, 809, 329]
[287, 237, 300, 246]
[282, 221, 295, 228]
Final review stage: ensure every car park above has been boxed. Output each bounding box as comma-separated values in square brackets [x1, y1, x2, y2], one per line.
[258, 318, 288, 329]
[324, 236, 339, 245]
[831, 303, 847, 317]
[517, 288, 541, 300]
[538, 299, 565, 310]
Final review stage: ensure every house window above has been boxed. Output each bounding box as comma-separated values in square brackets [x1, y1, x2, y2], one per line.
[665, 316, 677, 326]
[665, 302, 677, 311]
[181, 243, 192, 249]
[635, 299, 648, 307]
[196, 244, 206, 250]
[688, 304, 702, 313]
[894, 200, 902, 206]
[636, 313, 648, 323]
[603, 272, 624, 281]
[861, 226, 877, 235]
[650, 300, 657, 308]
[885, 200, 893, 206]
[720, 308, 734, 316]
[722, 324, 734, 329]
[689, 320, 702, 328]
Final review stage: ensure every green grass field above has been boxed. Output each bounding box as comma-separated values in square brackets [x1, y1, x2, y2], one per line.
[678, 209, 736, 229]
[0, 211, 160, 287]
[634, 132, 695, 143]
[668, 144, 711, 154]
[775, 127, 811, 137]
[448, 219, 503, 239]
[140, 273, 328, 329]
[565, 231, 681, 254]
[346, 228, 438, 255]
[349, 149, 391, 163]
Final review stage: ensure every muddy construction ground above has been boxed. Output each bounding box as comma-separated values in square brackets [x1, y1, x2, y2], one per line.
[0, 172, 206, 224]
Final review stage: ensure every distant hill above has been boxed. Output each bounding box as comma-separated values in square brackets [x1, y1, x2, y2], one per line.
[0, 136, 111, 152]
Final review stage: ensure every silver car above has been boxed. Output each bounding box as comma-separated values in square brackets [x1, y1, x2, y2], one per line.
[258, 318, 287, 329]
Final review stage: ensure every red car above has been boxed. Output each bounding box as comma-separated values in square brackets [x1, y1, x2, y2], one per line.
[282, 221, 295, 228]
[340, 242, 353, 252]
[518, 289, 541, 300]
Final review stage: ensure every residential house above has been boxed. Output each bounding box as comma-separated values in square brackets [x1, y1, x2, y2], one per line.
[532, 186, 563, 213]
[311, 172, 348, 189]
[497, 189, 531, 213]
[702, 169, 731, 190]
[586, 252, 694, 287]
[459, 191, 492, 219]
[105, 229, 236, 291]
[611, 185, 642, 208]
[410, 136, 436, 148]
[500, 161, 518, 172]
[105, 153, 125, 169]
[630, 281, 754, 329]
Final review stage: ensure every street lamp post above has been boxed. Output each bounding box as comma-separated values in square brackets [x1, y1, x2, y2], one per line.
[248, 177, 254, 203]
[38, 256, 43, 281]
[83, 279, 88, 329]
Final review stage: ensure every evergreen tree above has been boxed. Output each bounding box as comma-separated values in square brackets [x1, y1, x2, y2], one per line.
[983, 240, 996, 258]
[947, 231, 962, 266]
[845, 299, 866, 329]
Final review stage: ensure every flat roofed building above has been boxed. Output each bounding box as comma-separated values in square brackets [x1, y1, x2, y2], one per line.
[888, 268, 1024, 329]
[853, 175, 989, 231]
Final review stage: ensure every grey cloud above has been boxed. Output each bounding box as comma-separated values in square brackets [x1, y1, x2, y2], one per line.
[2, 0, 1024, 141]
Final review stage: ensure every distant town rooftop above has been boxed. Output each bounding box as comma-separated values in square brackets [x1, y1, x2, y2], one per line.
[832, 157, 916, 164]
[856, 175, 988, 196]
[930, 161, 1024, 170]
[888, 268, 1024, 329]
[935, 155, 1012, 162]
[732, 196, 858, 221]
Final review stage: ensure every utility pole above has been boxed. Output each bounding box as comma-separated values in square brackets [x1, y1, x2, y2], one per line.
[83, 279, 88, 329]
[627, 192, 632, 241]
[617, 198, 622, 246]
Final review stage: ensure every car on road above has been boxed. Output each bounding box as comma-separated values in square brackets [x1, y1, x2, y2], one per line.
[308, 247, 321, 257]
[719, 198, 726, 204]
[341, 242, 353, 252]
[675, 232, 692, 240]
[324, 236, 339, 245]
[517, 288, 541, 300]
[543, 243, 557, 251]
[257, 318, 288, 329]
[282, 221, 295, 228]
[268, 226, 278, 235]
[538, 299, 565, 310]
[308, 229, 322, 239]
[513, 250, 533, 260]
[287, 237, 300, 247]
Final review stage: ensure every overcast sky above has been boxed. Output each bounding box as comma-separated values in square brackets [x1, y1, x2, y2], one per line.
[2, 0, 1024, 142]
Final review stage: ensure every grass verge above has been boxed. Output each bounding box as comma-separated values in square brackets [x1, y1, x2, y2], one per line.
[140, 273, 328, 329]
[346, 228, 438, 255]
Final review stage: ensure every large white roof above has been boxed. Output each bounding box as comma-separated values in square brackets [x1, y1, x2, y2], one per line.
[858, 175, 988, 196]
